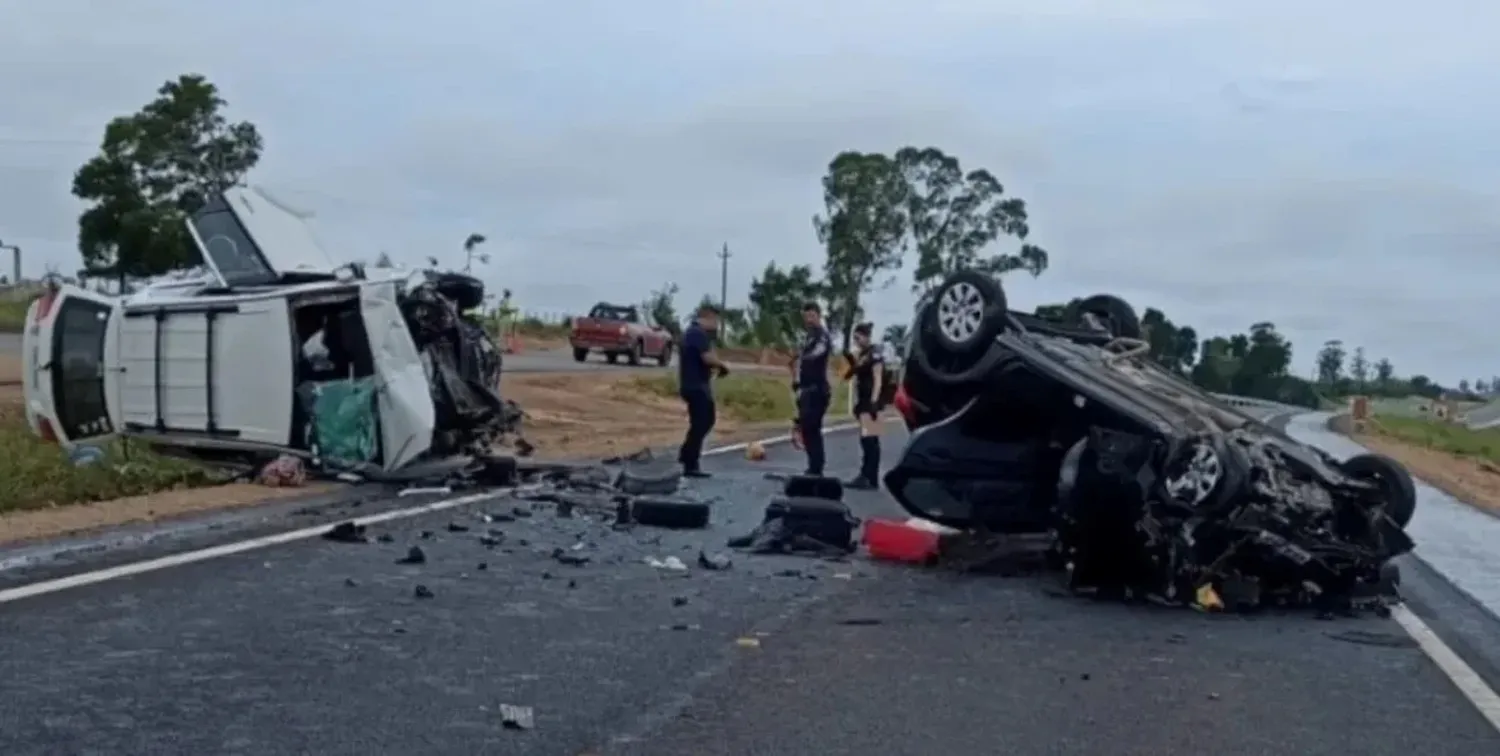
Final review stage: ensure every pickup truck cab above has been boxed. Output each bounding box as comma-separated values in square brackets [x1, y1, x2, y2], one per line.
[22, 186, 509, 475]
[569, 302, 673, 366]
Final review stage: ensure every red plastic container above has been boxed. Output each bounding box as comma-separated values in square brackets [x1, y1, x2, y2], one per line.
[863, 518, 942, 564]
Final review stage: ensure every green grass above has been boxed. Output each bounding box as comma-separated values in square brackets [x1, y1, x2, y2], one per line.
[0, 298, 32, 333]
[626, 373, 851, 424]
[0, 404, 222, 514]
[1367, 415, 1500, 464]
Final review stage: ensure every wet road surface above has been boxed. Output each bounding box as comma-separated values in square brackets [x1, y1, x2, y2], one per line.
[0, 426, 1498, 755]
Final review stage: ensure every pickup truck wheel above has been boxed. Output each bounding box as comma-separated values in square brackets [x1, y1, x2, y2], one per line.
[1341, 453, 1417, 528]
[628, 341, 644, 366]
[657, 342, 674, 367]
[572, 347, 588, 363]
[606, 352, 619, 364]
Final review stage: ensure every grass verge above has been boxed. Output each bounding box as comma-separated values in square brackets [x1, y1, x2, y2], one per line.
[625, 373, 850, 424]
[1365, 415, 1500, 464]
[0, 298, 31, 333]
[0, 403, 222, 515]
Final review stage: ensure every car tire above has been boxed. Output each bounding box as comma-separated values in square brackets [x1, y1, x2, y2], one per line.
[615, 459, 683, 495]
[573, 347, 588, 363]
[657, 342, 674, 367]
[1341, 453, 1417, 527]
[606, 352, 619, 364]
[924, 269, 1009, 356]
[1067, 294, 1142, 340]
[628, 340, 644, 366]
[631, 495, 711, 529]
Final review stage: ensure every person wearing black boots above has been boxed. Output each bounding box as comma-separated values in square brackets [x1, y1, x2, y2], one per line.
[842, 322, 886, 489]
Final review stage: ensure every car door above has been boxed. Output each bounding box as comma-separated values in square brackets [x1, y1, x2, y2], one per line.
[186, 186, 339, 287]
[21, 284, 122, 449]
[358, 280, 436, 470]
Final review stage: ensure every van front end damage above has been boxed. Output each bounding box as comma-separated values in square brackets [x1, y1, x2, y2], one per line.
[1055, 427, 1413, 612]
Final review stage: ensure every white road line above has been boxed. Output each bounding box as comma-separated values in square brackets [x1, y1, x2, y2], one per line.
[1391, 604, 1500, 731]
[0, 422, 859, 606]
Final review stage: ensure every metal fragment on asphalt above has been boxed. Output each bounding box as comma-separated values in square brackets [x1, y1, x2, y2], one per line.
[500, 704, 534, 730]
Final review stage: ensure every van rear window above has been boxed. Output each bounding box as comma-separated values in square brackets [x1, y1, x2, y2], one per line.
[52, 298, 113, 439]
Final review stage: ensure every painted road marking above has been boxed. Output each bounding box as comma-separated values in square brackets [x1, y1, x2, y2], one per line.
[0, 422, 858, 606]
[1393, 601, 1500, 731]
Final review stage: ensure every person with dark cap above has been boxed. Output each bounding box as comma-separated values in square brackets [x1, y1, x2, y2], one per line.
[678, 303, 729, 478]
[841, 321, 886, 489]
[791, 301, 833, 476]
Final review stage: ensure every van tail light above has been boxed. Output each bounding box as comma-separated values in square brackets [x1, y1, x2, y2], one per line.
[33, 286, 58, 322]
[36, 416, 59, 444]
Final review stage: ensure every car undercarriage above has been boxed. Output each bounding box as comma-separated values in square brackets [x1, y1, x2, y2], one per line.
[886, 270, 1417, 611]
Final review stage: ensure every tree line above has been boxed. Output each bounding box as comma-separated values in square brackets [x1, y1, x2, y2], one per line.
[67, 74, 1466, 408]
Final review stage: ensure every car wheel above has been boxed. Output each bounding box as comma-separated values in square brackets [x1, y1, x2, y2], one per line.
[925, 269, 1009, 356]
[1341, 453, 1417, 527]
[572, 347, 588, 363]
[628, 340, 644, 366]
[657, 342, 674, 367]
[615, 459, 683, 495]
[606, 352, 619, 364]
[1066, 294, 1142, 340]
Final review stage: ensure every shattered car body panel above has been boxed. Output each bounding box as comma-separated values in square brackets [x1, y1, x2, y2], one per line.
[887, 270, 1416, 610]
[21, 189, 522, 478]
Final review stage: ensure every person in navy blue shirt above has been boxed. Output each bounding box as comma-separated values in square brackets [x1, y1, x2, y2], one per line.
[792, 301, 833, 476]
[677, 303, 728, 478]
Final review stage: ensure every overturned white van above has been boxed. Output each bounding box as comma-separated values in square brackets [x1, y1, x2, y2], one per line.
[22, 187, 513, 476]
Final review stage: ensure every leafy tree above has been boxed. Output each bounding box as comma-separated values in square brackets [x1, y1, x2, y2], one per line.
[462, 233, 489, 273]
[895, 146, 1047, 294]
[1375, 358, 1395, 388]
[643, 282, 681, 338]
[72, 74, 263, 286]
[747, 262, 825, 347]
[1477, 379, 1491, 395]
[1139, 307, 1198, 374]
[1033, 301, 1074, 320]
[1349, 346, 1369, 391]
[1315, 339, 1346, 386]
[813, 151, 909, 348]
[1459, 378, 1471, 395]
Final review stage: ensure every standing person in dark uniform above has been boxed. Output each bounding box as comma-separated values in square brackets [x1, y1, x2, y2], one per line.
[678, 304, 729, 478]
[842, 322, 886, 489]
[792, 302, 833, 476]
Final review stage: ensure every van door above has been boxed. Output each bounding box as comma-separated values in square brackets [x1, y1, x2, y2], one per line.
[20, 284, 122, 449]
[359, 280, 435, 470]
[186, 186, 339, 287]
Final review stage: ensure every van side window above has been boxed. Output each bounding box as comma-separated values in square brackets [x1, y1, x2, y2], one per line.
[53, 298, 113, 439]
[192, 196, 276, 286]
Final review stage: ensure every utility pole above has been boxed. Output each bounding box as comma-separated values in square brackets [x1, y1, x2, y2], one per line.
[717, 242, 731, 310]
[0, 240, 19, 285]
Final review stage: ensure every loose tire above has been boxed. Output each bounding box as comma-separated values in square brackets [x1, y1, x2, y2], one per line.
[1341, 453, 1417, 528]
[632, 495, 711, 529]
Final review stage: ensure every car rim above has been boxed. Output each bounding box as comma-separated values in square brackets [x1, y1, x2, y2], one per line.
[1165, 444, 1222, 506]
[937, 282, 985, 344]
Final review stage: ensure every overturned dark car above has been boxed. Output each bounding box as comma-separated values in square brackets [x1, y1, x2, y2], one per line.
[885, 270, 1416, 608]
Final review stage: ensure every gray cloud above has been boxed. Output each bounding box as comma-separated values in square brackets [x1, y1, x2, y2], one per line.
[1, 0, 1498, 384]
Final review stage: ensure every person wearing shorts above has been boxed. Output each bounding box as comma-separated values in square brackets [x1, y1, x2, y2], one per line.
[843, 322, 885, 489]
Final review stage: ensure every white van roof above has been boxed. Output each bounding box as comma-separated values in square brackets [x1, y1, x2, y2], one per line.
[186, 186, 339, 287]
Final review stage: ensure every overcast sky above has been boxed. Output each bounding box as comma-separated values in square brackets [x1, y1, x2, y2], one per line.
[3, 0, 1498, 383]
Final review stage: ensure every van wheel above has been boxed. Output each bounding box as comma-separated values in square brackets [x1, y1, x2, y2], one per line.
[657, 342, 674, 367]
[572, 348, 588, 362]
[628, 341, 644, 366]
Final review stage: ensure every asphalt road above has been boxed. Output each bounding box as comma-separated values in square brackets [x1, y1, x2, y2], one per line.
[1, 421, 1498, 755]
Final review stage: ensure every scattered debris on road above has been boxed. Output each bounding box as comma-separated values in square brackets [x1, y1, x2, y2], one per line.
[499, 703, 535, 731]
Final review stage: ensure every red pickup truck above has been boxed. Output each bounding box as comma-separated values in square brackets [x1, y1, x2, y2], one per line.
[570, 302, 674, 366]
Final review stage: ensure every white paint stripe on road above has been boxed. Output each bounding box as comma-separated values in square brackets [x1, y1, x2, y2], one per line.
[1391, 604, 1500, 732]
[0, 422, 859, 606]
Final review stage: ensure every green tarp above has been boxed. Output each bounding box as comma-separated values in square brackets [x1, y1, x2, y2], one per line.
[305, 377, 379, 465]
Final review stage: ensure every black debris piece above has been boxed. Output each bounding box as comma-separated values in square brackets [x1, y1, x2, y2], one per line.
[728, 518, 852, 557]
[697, 550, 733, 571]
[396, 546, 427, 565]
[632, 495, 712, 529]
[483, 511, 516, 523]
[512, 505, 533, 518]
[729, 497, 858, 556]
[446, 522, 470, 532]
[551, 548, 591, 566]
[420, 530, 436, 540]
[477, 562, 489, 570]
[322, 522, 368, 543]
[782, 475, 844, 502]
[479, 533, 505, 547]
[672, 596, 689, 606]
[414, 584, 435, 599]
[376, 533, 395, 543]
[344, 578, 359, 587]
[499, 703, 535, 730]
